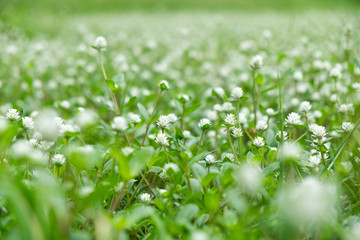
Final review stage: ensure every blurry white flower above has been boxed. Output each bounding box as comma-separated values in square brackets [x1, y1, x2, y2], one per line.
[128, 113, 141, 124]
[155, 133, 169, 146]
[121, 147, 134, 156]
[256, 119, 268, 131]
[213, 87, 225, 97]
[329, 67, 341, 78]
[293, 70, 303, 81]
[266, 108, 276, 116]
[235, 163, 262, 193]
[183, 130, 192, 138]
[280, 142, 301, 160]
[222, 102, 234, 112]
[276, 131, 288, 141]
[93, 36, 107, 51]
[222, 152, 234, 161]
[249, 55, 263, 69]
[163, 163, 179, 174]
[198, 118, 211, 130]
[299, 101, 312, 113]
[139, 193, 152, 202]
[52, 154, 66, 166]
[167, 113, 178, 123]
[285, 112, 302, 126]
[205, 154, 215, 164]
[22, 117, 34, 129]
[309, 124, 327, 138]
[231, 127, 243, 138]
[177, 94, 190, 103]
[253, 136, 265, 148]
[76, 110, 98, 128]
[5, 109, 20, 120]
[342, 122, 354, 132]
[158, 80, 170, 90]
[231, 87, 244, 100]
[112, 116, 128, 131]
[309, 154, 321, 167]
[339, 103, 354, 115]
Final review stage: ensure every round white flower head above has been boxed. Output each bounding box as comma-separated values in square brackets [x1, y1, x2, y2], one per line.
[158, 80, 170, 90]
[213, 87, 225, 97]
[122, 147, 134, 156]
[293, 70, 303, 81]
[163, 163, 179, 174]
[299, 101, 312, 113]
[222, 102, 234, 112]
[338, 103, 354, 115]
[329, 67, 341, 79]
[279, 142, 301, 160]
[52, 154, 66, 166]
[256, 119, 268, 131]
[285, 112, 302, 126]
[205, 154, 215, 164]
[224, 113, 237, 127]
[249, 55, 263, 69]
[198, 118, 211, 130]
[206, 110, 218, 121]
[309, 154, 321, 167]
[231, 127, 243, 138]
[139, 193, 152, 202]
[157, 115, 171, 129]
[155, 133, 169, 146]
[183, 130, 192, 138]
[6, 109, 20, 120]
[231, 87, 244, 100]
[93, 36, 107, 51]
[129, 113, 141, 124]
[309, 123, 327, 138]
[342, 122, 354, 132]
[177, 94, 190, 103]
[22, 117, 34, 129]
[222, 152, 234, 161]
[111, 116, 128, 131]
[253, 136, 265, 148]
[167, 113, 178, 123]
[266, 108, 276, 116]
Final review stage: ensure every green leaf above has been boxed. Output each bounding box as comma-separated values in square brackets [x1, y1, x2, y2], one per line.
[137, 103, 149, 121]
[113, 73, 126, 89]
[201, 172, 218, 187]
[105, 80, 116, 92]
[175, 204, 199, 222]
[191, 163, 206, 180]
[256, 73, 264, 86]
[129, 146, 155, 178]
[183, 102, 202, 115]
[124, 96, 137, 108]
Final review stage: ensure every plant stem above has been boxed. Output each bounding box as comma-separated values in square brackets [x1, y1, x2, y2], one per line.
[227, 128, 238, 161]
[252, 69, 258, 126]
[197, 130, 205, 155]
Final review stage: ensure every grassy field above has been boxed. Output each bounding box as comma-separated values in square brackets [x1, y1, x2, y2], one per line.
[1, 1, 360, 240]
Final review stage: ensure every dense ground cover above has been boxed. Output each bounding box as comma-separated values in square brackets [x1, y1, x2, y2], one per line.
[1, 11, 360, 239]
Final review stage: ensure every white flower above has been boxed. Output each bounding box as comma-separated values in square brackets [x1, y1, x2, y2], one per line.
[266, 108, 276, 116]
[112, 116, 128, 131]
[139, 193, 152, 202]
[163, 163, 179, 174]
[158, 80, 170, 90]
[224, 113, 237, 126]
[256, 119, 268, 131]
[249, 55, 263, 69]
[309, 154, 321, 167]
[342, 122, 354, 132]
[206, 110, 218, 121]
[157, 115, 171, 129]
[222, 102, 234, 112]
[93, 36, 107, 51]
[276, 131, 288, 141]
[155, 133, 169, 146]
[253, 136, 265, 148]
[329, 67, 341, 78]
[205, 154, 215, 164]
[198, 118, 211, 130]
[167, 113, 178, 123]
[309, 123, 327, 138]
[293, 70, 303, 81]
[178, 94, 190, 103]
[299, 101, 312, 113]
[22, 117, 34, 129]
[213, 87, 225, 97]
[183, 130, 192, 138]
[222, 152, 234, 161]
[280, 142, 301, 160]
[285, 112, 302, 126]
[339, 103, 354, 115]
[231, 87, 244, 99]
[122, 147, 134, 156]
[5, 109, 20, 120]
[52, 154, 66, 166]
[235, 164, 262, 193]
[231, 127, 243, 138]
[29, 139, 39, 148]
[128, 113, 141, 124]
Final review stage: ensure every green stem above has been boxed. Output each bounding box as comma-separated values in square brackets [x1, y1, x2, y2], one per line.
[197, 130, 205, 155]
[252, 70, 258, 127]
[227, 128, 238, 161]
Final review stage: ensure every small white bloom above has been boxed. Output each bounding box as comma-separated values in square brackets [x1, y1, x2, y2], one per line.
[329, 67, 341, 79]
[155, 133, 169, 146]
[52, 154, 66, 166]
[339, 103, 354, 115]
[231, 87, 244, 100]
[213, 87, 225, 97]
[222, 102, 234, 112]
[309, 123, 327, 138]
[256, 119, 268, 131]
[22, 117, 34, 129]
[231, 127, 243, 138]
[178, 94, 190, 103]
[139, 193, 152, 202]
[5, 109, 20, 120]
[253, 136, 265, 148]
[93, 36, 107, 51]
[112, 116, 128, 131]
[249, 55, 263, 69]
[183, 130, 192, 138]
[276, 131, 288, 141]
[342, 122, 354, 132]
[129, 113, 141, 124]
[122, 147, 134, 156]
[222, 152, 234, 161]
[309, 154, 321, 167]
[205, 154, 216, 164]
[167, 113, 178, 123]
[285, 112, 302, 126]
[158, 80, 170, 90]
[198, 118, 211, 130]
[266, 108, 276, 116]
[224, 113, 237, 126]
[299, 101, 312, 113]
[157, 115, 171, 129]
[163, 163, 179, 174]
[293, 70, 303, 81]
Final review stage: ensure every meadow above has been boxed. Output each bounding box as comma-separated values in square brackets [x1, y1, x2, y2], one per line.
[1, 3, 360, 240]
